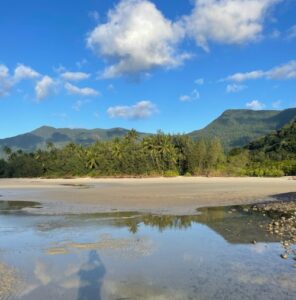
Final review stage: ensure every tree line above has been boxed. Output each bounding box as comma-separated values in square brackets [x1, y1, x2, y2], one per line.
[0, 129, 295, 178]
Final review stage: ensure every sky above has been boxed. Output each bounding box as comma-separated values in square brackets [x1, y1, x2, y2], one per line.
[0, 0, 296, 138]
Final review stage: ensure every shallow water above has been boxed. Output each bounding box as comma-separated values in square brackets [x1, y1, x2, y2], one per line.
[0, 201, 295, 300]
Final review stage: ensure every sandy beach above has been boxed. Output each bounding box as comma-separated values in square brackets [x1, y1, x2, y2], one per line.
[0, 177, 295, 215]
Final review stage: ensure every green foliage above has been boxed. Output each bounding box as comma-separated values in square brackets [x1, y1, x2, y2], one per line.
[1, 119, 296, 178]
[228, 119, 296, 177]
[163, 170, 179, 177]
[188, 108, 296, 150]
[0, 131, 226, 178]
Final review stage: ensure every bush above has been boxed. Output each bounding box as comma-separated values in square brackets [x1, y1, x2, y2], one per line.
[163, 170, 179, 177]
[184, 172, 192, 177]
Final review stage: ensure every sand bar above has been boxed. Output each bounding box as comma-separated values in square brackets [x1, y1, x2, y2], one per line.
[0, 177, 295, 215]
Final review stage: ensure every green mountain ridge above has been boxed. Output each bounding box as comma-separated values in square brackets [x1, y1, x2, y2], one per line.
[188, 108, 296, 149]
[0, 126, 148, 153]
[1, 108, 296, 154]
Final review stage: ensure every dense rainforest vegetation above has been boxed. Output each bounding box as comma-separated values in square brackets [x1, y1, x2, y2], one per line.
[0, 120, 295, 178]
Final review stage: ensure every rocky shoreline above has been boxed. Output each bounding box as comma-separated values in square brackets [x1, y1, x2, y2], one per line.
[251, 200, 296, 267]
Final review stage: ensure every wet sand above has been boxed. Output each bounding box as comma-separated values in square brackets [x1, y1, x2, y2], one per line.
[0, 177, 295, 215]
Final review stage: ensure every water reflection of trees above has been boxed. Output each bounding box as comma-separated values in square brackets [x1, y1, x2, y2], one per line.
[115, 215, 202, 233]
[73, 206, 278, 243]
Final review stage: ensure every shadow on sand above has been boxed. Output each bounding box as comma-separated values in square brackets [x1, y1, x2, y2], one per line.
[77, 250, 106, 300]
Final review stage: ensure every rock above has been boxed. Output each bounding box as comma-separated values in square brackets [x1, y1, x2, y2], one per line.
[281, 253, 289, 259]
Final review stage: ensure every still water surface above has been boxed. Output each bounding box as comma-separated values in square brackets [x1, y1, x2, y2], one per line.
[0, 200, 295, 300]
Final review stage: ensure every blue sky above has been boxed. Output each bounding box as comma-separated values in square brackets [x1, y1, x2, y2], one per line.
[0, 0, 296, 138]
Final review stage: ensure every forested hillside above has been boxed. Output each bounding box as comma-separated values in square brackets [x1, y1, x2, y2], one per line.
[0, 126, 148, 154]
[228, 120, 296, 176]
[188, 108, 296, 149]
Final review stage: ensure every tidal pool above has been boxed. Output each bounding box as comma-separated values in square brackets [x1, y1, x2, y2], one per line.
[0, 201, 295, 300]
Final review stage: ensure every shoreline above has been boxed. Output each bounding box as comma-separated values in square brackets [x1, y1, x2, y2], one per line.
[0, 177, 295, 215]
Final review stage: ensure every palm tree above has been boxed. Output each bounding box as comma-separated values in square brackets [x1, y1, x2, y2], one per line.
[125, 129, 139, 142]
[85, 149, 98, 170]
[142, 136, 160, 170]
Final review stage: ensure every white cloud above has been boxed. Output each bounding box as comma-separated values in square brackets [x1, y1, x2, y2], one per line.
[287, 25, 296, 40]
[14, 64, 40, 81]
[185, 0, 280, 51]
[0, 64, 12, 97]
[226, 70, 264, 82]
[179, 95, 191, 102]
[226, 83, 246, 93]
[53, 64, 66, 74]
[226, 60, 296, 82]
[246, 100, 265, 110]
[72, 99, 90, 111]
[192, 89, 200, 99]
[180, 89, 200, 102]
[35, 76, 56, 101]
[1, 64, 40, 97]
[194, 78, 204, 85]
[87, 0, 188, 78]
[65, 82, 99, 97]
[0, 65, 9, 78]
[266, 60, 296, 79]
[107, 100, 157, 119]
[61, 71, 90, 81]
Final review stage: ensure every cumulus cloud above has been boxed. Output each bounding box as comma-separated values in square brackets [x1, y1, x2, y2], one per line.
[246, 100, 265, 110]
[14, 64, 40, 81]
[87, 0, 187, 78]
[179, 89, 200, 102]
[107, 100, 157, 119]
[1, 64, 40, 97]
[35, 75, 56, 101]
[185, 0, 280, 51]
[61, 71, 90, 81]
[266, 60, 296, 79]
[226, 70, 264, 82]
[226, 83, 246, 93]
[226, 60, 296, 82]
[64, 82, 99, 97]
[0, 64, 12, 97]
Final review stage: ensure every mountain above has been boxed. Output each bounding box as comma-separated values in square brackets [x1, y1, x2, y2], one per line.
[1, 108, 296, 155]
[0, 126, 148, 153]
[246, 119, 296, 160]
[188, 108, 296, 150]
